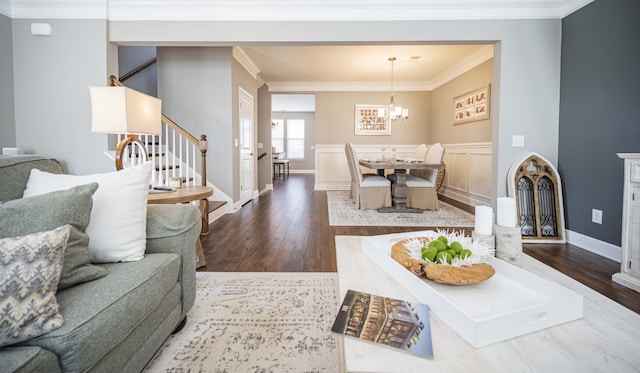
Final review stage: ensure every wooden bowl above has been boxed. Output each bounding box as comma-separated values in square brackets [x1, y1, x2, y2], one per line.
[391, 237, 495, 285]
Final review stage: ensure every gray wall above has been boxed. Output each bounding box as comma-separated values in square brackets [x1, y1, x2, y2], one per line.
[232, 56, 260, 199]
[157, 47, 238, 199]
[430, 59, 493, 144]
[0, 14, 15, 150]
[11, 19, 113, 174]
[558, 0, 640, 246]
[257, 84, 272, 191]
[315, 91, 431, 145]
[118, 45, 157, 96]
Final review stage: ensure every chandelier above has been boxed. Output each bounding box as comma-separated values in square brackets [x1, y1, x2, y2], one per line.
[381, 57, 409, 122]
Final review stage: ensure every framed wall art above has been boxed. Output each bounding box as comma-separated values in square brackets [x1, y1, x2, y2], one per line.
[355, 104, 391, 136]
[453, 84, 490, 125]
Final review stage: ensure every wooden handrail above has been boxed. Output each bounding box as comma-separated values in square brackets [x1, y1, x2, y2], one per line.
[109, 75, 200, 145]
[118, 58, 157, 83]
[108, 75, 209, 206]
[109, 58, 214, 230]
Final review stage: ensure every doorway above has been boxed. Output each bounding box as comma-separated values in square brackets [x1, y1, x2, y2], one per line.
[271, 94, 316, 180]
[239, 87, 255, 205]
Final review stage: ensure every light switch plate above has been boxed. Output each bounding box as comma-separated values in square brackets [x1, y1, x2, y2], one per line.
[512, 135, 525, 147]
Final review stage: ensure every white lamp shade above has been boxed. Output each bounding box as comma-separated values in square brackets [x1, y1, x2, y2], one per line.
[90, 86, 162, 135]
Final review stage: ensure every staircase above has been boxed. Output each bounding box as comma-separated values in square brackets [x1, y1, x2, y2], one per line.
[108, 72, 229, 230]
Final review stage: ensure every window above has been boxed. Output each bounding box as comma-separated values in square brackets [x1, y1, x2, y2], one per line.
[271, 118, 305, 160]
[271, 119, 284, 153]
[286, 119, 305, 159]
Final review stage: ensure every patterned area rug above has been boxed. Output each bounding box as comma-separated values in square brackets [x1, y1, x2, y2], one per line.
[144, 272, 343, 373]
[327, 191, 474, 227]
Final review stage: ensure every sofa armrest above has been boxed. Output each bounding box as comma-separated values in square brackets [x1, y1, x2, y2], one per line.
[145, 204, 201, 318]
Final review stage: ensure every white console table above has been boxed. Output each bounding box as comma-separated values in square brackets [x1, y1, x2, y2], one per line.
[613, 153, 640, 292]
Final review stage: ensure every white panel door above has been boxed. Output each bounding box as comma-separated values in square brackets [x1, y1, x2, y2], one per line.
[239, 87, 254, 205]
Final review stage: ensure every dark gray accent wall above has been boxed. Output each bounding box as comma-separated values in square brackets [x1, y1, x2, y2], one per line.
[0, 14, 15, 150]
[559, 0, 640, 245]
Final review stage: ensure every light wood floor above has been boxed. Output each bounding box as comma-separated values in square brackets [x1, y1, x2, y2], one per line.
[201, 174, 640, 314]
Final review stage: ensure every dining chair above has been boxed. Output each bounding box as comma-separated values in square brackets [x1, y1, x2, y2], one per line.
[408, 144, 428, 175]
[273, 151, 289, 177]
[405, 143, 445, 210]
[345, 143, 391, 209]
[413, 143, 428, 160]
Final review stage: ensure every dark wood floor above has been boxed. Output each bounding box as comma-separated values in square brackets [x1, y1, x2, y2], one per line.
[201, 174, 640, 314]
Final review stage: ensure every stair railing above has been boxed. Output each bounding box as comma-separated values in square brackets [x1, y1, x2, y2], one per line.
[109, 75, 207, 189]
[108, 75, 210, 234]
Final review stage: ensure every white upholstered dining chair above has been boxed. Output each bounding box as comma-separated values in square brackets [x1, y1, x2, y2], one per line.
[405, 143, 445, 210]
[345, 143, 392, 209]
[408, 144, 428, 175]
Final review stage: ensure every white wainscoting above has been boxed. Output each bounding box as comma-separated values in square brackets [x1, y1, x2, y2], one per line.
[439, 142, 492, 207]
[314, 142, 492, 207]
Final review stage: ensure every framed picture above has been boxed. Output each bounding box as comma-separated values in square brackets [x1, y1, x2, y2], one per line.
[355, 104, 391, 136]
[453, 84, 491, 125]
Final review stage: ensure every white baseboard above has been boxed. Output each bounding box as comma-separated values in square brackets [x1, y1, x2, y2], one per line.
[290, 169, 315, 174]
[208, 205, 227, 223]
[314, 182, 350, 191]
[566, 229, 621, 263]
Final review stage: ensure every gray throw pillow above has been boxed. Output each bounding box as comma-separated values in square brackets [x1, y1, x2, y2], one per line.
[0, 225, 70, 347]
[0, 183, 107, 290]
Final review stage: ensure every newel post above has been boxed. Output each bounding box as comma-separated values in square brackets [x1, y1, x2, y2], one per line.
[199, 135, 207, 187]
[199, 135, 209, 236]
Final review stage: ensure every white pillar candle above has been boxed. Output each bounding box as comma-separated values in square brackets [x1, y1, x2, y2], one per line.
[474, 205, 493, 236]
[497, 197, 518, 228]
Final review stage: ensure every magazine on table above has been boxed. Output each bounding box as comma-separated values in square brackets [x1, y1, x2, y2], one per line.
[331, 289, 433, 359]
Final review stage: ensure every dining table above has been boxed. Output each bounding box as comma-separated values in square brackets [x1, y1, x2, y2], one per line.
[358, 158, 444, 213]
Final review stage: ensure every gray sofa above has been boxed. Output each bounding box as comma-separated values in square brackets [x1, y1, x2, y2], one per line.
[0, 155, 200, 372]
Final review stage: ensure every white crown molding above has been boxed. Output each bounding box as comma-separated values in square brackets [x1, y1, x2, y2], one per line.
[108, 0, 595, 21]
[428, 45, 495, 90]
[560, 0, 596, 17]
[3, 0, 594, 21]
[267, 81, 432, 93]
[8, 0, 106, 19]
[233, 47, 260, 80]
[0, 0, 10, 17]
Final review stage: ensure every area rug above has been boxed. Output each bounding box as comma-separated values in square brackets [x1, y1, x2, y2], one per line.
[144, 272, 344, 373]
[327, 190, 475, 227]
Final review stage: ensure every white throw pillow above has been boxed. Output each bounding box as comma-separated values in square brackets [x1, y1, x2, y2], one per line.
[23, 162, 152, 263]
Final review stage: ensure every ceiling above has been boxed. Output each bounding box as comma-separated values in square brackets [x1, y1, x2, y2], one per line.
[242, 44, 495, 111]
[240, 44, 493, 92]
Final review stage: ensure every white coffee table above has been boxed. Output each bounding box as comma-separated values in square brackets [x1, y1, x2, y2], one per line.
[335, 234, 640, 372]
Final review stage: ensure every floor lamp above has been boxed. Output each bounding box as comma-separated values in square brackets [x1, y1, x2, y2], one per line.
[90, 86, 162, 170]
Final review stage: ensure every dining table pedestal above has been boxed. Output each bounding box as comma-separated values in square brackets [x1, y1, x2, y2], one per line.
[379, 169, 423, 213]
